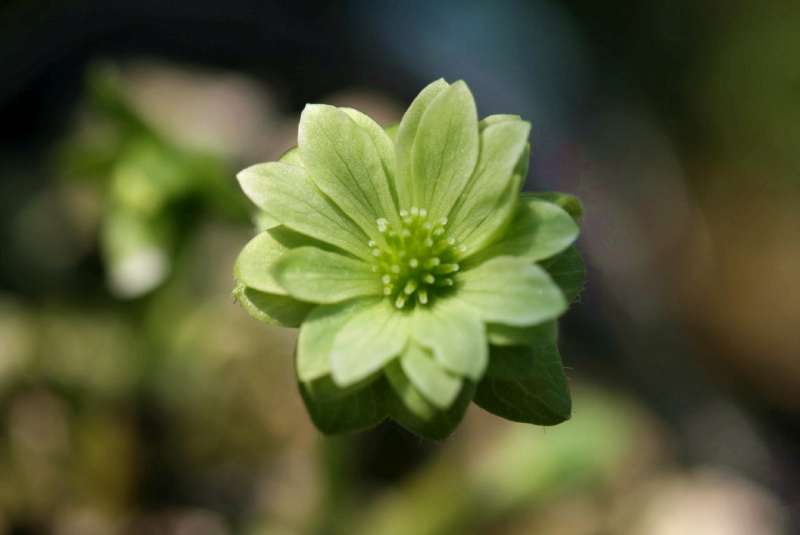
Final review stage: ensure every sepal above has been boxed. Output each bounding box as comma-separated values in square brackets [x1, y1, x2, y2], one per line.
[473, 343, 571, 426]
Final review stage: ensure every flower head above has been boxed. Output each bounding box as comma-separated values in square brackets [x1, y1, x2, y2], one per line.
[233, 79, 585, 439]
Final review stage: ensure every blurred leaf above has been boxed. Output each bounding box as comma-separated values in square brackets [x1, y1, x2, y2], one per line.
[474, 344, 571, 426]
[383, 361, 475, 440]
[299, 377, 387, 434]
[87, 64, 160, 139]
[486, 320, 557, 350]
[522, 191, 584, 219]
[539, 246, 586, 304]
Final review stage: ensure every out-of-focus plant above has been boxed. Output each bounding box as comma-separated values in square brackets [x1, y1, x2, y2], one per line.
[233, 79, 586, 439]
[58, 64, 250, 298]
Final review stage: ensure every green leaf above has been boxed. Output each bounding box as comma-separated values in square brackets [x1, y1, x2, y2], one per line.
[274, 246, 381, 304]
[487, 320, 557, 348]
[233, 281, 315, 328]
[484, 339, 560, 381]
[383, 363, 476, 440]
[412, 300, 487, 381]
[474, 344, 571, 425]
[299, 377, 387, 434]
[469, 198, 579, 264]
[400, 343, 462, 409]
[412, 81, 479, 220]
[394, 79, 449, 210]
[329, 300, 411, 387]
[523, 191, 584, 219]
[298, 104, 399, 242]
[455, 256, 567, 327]
[448, 119, 531, 252]
[237, 162, 371, 260]
[539, 246, 586, 304]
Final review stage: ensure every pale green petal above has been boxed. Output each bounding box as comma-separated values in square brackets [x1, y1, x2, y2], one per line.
[296, 297, 378, 382]
[274, 246, 381, 304]
[234, 226, 326, 295]
[233, 281, 314, 328]
[412, 81, 479, 219]
[487, 320, 557, 348]
[234, 231, 288, 295]
[383, 122, 399, 142]
[400, 343, 462, 410]
[468, 198, 580, 264]
[412, 299, 487, 381]
[394, 78, 449, 210]
[383, 366, 476, 439]
[384, 360, 438, 421]
[523, 191, 584, 219]
[478, 114, 522, 131]
[237, 162, 371, 260]
[330, 300, 411, 386]
[339, 107, 396, 207]
[448, 119, 531, 250]
[456, 173, 521, 260]
[454, 256, 567, 326]
[516, 142, 531, 189]
[278, 146, 304, 167]
[253, 210, 279, 232]
[298, 104, 399, 240]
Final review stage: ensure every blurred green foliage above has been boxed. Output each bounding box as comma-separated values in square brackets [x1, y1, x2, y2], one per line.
[59, 64, 250, 298]
[0, 60, 655, 534]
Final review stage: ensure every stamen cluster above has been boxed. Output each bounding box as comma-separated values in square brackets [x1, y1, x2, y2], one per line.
[369, 207, 465, 309]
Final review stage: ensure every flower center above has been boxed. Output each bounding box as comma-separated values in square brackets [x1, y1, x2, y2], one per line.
[369, 207, 465, 309]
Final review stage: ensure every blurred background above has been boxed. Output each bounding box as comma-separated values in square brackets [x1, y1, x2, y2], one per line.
[1, 0, 799, 533]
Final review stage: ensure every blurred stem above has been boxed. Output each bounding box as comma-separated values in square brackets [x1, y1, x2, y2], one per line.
[315, 435, 355, 535]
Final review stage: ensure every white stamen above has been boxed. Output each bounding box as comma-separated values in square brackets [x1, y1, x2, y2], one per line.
[404, 279, 418, 295]
[418, 288, 428, 304]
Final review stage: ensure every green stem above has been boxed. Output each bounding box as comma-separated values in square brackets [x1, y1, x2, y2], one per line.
[314, 434, 355, 535]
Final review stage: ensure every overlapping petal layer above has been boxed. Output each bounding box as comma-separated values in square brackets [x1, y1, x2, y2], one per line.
[233, 78, 585, 439]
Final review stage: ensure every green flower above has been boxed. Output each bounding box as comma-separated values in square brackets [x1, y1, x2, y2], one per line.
[233, 79, 585, 440]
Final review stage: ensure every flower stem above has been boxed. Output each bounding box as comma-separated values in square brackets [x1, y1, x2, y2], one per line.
[314, 435, 355, 535]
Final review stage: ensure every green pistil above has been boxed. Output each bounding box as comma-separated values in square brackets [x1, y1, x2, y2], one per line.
[370, 207, 465, 309]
